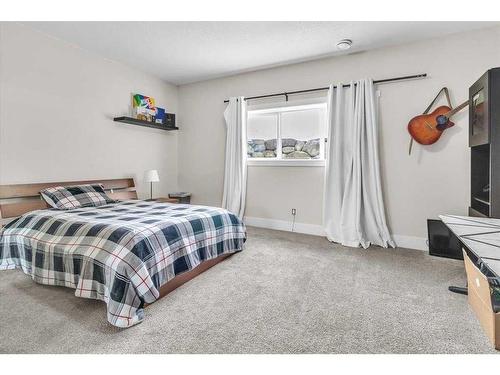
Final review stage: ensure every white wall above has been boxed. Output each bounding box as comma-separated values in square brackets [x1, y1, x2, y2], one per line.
[2, 22, 499, 250]
[0, 23, 179, 198]
[178, 26, 500, 248]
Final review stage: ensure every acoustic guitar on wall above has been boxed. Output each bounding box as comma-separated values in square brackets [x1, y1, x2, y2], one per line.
[407, 100, 469, 145]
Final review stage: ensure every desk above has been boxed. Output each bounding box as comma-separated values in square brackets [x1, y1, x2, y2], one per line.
[440, 214, 500, 349]
[440, 215, 500, 282]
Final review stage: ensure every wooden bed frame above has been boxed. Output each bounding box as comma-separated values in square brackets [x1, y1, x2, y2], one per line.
[0, 178, 231, 305]
[0, 178, 139, 223]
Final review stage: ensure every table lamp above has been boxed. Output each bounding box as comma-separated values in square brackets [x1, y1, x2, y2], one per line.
[144, 169, 160, 200]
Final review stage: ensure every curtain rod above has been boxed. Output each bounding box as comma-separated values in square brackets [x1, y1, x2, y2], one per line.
[223, 73, 427, 103]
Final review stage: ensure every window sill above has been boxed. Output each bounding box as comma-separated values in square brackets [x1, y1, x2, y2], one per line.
[246, 159, 325, 167]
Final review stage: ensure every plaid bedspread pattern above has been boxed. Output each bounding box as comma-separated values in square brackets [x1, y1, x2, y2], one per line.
[0, 201, 246, 327]
[40, 184, 116, 210]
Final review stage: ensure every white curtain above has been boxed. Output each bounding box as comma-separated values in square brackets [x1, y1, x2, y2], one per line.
[323, 79, 394, 249]
[222, 97, 247, 219]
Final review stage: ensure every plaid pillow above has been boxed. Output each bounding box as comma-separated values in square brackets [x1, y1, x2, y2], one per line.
[40, 184, 116, 210]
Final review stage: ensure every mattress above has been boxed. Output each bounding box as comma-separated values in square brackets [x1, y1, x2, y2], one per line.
[0, 200, 246, 327]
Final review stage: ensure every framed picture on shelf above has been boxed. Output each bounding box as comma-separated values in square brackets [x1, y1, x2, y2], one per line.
[132, 93, 156, 122]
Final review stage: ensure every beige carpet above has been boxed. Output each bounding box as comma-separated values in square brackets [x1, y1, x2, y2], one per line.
[0, 226, 496, 353]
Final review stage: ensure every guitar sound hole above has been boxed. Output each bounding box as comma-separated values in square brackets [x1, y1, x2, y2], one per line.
[436, 115, 448, 125]
[436, 115, 450, 131]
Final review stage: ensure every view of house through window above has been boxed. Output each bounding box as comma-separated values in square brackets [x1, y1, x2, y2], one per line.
[247, 103, 327, 162]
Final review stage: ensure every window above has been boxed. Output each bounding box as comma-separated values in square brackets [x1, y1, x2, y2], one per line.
[247, 103, 327, 166]
[246, 113, 278, 159]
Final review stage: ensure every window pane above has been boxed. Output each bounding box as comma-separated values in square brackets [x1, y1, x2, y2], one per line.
[280, 108, 326, 159]
[247, 113, 278, 158]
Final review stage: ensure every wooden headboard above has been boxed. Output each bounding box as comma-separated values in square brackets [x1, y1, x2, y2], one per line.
[0, 178, 138, 222]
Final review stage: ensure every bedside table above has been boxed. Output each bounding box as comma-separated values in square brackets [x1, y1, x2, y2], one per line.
[168, 192, 191, 204]
[147, 197, 179, 203]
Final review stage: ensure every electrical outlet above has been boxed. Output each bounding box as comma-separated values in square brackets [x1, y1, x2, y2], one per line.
[291, 208, 297, 216]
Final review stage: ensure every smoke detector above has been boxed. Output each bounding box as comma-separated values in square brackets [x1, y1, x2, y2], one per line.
[336, 39, 352, 50]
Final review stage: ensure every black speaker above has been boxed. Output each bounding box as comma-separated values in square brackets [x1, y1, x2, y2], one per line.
[427, 219, 463, 260]
[164, 113, 176, 127]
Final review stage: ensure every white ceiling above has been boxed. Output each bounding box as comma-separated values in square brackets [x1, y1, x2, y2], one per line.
[27, 21, 498, 85]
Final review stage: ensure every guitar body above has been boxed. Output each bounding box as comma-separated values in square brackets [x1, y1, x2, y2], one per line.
[407, 106, 455, 145]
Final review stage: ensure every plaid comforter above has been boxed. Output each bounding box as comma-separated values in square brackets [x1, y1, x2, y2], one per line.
[0, 200, 246, 327]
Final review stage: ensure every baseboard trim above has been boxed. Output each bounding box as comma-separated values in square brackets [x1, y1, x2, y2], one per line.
[391, 234, 428, 251]
[244, 216, 428, 251]
[244, 216, 325, 236]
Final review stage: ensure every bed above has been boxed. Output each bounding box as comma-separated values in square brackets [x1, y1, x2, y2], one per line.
[0, 178, 246, 328]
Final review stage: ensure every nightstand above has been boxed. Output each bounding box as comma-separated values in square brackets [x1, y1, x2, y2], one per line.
[168, 192, 191, 204]
[147, 197, 179, 203]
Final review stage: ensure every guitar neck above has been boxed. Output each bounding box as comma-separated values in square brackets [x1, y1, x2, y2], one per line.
[445, 100, 469, 118]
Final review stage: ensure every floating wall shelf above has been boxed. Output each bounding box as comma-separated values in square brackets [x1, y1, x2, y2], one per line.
[113, 116, 179, 131]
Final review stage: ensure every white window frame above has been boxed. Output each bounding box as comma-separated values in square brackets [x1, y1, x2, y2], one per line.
[246, 102, 327, 167]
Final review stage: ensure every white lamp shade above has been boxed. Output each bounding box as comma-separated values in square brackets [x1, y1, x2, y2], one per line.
[144, 169, 160, 183]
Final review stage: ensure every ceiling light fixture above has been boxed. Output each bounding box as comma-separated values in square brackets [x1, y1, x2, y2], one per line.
[336, 39, 352, 50]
